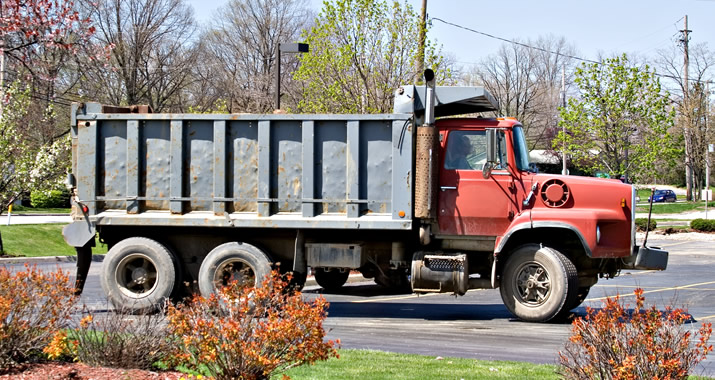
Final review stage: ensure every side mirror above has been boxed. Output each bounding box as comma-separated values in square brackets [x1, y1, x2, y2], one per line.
[483, 129, 497, 179]
[528, 163, 539, 174]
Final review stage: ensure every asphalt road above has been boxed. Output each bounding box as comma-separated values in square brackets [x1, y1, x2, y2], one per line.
[1, 236, 713, 376]
[308, 237, 715, 377]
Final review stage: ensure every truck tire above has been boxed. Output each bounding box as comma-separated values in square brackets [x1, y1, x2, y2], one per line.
[499, 244, 578, 322]
[564, 286, 591, 311]
[198, 242, 272, 297]
[101, 237, 180, 314]
[314, 268, 350, 292]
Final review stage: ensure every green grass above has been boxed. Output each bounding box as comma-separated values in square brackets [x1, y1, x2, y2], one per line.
[282, 349, 560, 380]
[0, 224, 107, 257]
[636, 201, 715, 214]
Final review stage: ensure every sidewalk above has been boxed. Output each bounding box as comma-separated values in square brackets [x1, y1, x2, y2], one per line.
[635, 210, 714, 220]
[2, 214, 72, 225]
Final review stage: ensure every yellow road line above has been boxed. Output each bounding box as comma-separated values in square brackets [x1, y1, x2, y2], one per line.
[351, 292, 441, 303]
[657, 241, 694, 248]
[697, 314, 715, 321]
[586, 280, 715, 302]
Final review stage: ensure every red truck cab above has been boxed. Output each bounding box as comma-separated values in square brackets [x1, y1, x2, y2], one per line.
[425, 116, 664, 321]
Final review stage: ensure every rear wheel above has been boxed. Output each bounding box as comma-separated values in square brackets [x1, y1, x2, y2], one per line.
[198, 242, 272, 297]
[499, 244, 578, 322]
[101, 237, 180, 314]
[314, 268, 349, 291]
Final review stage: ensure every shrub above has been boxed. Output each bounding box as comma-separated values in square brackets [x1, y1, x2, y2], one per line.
[690, 218, 715, 232]
[72, 305, 169, 370]
[635, 218, 657, 232]
[30, 188, 70, 208]
[166, 271, 339, 380]
[0, 265, 77, 371]
[558, 289, 713, 379]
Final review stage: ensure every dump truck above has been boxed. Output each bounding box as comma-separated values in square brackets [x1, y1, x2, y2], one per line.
[63, 71, 668, 322]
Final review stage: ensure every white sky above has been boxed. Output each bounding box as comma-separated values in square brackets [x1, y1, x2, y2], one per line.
[187, 0, 715, 69]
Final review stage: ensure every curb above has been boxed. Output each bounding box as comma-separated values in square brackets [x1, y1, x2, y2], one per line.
[0, 254, 105, 265]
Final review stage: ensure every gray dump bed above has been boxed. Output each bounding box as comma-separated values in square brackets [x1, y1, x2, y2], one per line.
[70, 86, 497, 232]
[72, 103, 414, 231]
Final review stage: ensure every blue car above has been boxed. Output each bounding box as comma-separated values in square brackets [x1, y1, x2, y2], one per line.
[648, 189, 677, 203]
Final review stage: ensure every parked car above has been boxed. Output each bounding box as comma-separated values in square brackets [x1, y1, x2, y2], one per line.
[649, 189, 677, 203]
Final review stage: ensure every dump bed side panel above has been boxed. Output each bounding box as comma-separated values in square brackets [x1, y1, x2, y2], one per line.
[73, 109, 413, 230]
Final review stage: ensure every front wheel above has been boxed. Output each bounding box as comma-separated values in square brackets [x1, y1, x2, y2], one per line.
[499, 245, 577, 322]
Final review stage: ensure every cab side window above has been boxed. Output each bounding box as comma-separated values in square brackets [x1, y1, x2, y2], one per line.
[444, 130, 507, 170]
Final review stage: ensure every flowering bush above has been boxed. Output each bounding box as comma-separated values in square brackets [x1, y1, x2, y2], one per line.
[559, 288, 713, 379]
[0, 265, 77, 371]
[166, 271, 339, 380]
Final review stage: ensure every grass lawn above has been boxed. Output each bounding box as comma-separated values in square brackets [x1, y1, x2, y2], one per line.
[636, 201, 715, 214]
[0, 224, 107, 257]
[283, 349, 560, 380]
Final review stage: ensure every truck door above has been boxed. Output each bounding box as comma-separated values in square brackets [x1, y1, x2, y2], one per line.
[437, 129, 522, 237]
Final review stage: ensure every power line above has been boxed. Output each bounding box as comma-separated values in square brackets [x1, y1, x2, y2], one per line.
[430, 17, 713, 85]
[430, 17, 600, 64]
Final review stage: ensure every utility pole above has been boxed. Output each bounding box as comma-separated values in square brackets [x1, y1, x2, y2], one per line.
[416, 0, 427, 82]
[706, 82, 711, 218]
[561, 65, 567, 175]
[681, 16, 693, 200]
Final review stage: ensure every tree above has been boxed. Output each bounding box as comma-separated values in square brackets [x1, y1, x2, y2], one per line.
[554, 54, 679, 182]
[0, 82, 70, 214]
[0, 0, 95, 78]
[467, 36, 577, 150]
[656, 43, 715, 198]
[79, 0, 197, 111]
[1, 0, 96, 215]
[293, 0, 452, 114]
[192, 0, 312, 113]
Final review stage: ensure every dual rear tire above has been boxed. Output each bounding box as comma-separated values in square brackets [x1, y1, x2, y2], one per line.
[102, 239, 274, 313]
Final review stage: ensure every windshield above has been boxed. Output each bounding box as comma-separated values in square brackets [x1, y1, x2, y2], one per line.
[512, 126, 530, 171]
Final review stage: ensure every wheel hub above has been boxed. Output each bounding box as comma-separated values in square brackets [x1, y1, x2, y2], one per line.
[132, 267, 148, 284]
[515, 263, 551, 306]
[116, 253, 158, 298]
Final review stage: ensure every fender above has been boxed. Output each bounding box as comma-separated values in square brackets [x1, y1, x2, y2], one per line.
[495, 221, 592, 257]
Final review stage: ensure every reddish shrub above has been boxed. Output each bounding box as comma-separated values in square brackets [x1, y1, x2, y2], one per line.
[0, 265, 77, 371]
[166, 271, 339, 380]
[559, 289, 713, 379]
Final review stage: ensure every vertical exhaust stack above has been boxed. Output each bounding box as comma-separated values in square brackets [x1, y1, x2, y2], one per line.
[414, 69, 439, 221]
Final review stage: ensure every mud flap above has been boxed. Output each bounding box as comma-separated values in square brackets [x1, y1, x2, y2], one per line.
[74, 242, 94, 295]
[62, 219, 96, 295]
[623, 245, 668, 271]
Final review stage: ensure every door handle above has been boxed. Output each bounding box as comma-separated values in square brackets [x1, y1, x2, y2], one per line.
[440, 186, 457, 191]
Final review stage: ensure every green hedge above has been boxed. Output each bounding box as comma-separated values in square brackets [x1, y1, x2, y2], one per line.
[30, 189, 70, 208]
[635, 218, 657, 232]
[690, 218, 715, 232]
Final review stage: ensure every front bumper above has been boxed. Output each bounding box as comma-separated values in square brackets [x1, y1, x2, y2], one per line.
[623, 245, 669, 270]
